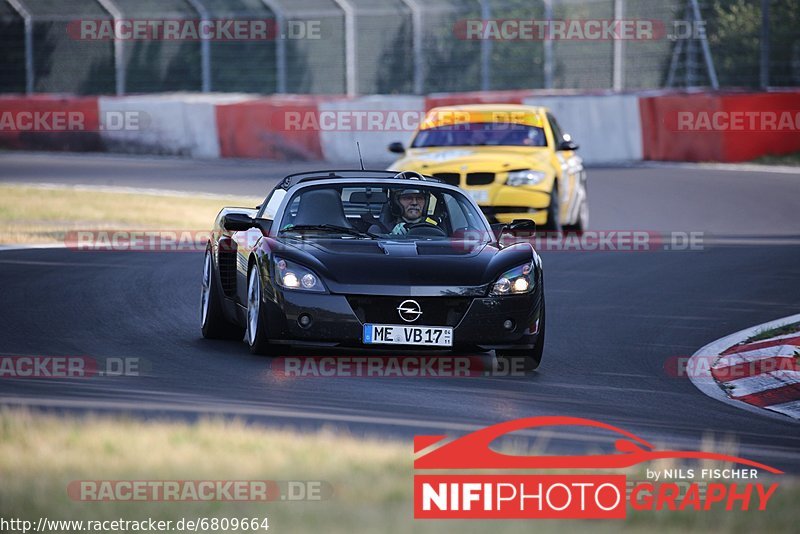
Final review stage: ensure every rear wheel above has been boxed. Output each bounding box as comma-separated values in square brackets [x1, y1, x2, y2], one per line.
[246, 262, 280, 356]
[201, 247, 245, 340]
[496, 302, 545, 372]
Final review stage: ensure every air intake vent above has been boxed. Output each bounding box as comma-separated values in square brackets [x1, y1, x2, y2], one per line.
[218, 243, 237, 297]
[466, 172, 495, 186]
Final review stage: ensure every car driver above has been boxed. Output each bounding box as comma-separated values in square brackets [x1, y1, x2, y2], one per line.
[389, 188, 438, 235]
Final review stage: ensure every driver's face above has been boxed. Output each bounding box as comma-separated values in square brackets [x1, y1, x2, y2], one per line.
[398, 193, 425, 221]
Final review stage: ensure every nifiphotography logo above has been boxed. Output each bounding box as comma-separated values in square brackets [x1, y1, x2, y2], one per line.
[413, 416, 782, 519]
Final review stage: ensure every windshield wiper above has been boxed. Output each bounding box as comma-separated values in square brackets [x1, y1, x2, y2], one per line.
[279, 224, 378, 239]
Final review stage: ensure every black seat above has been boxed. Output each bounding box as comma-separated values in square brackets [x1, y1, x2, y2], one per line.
[293, 189, 352, 228]
[367, 201, 398, 233]
[379, 202, 397, 229]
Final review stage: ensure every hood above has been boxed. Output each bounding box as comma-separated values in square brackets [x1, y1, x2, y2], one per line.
[391, 146, 553, 175]
[270, 237, 534, 296]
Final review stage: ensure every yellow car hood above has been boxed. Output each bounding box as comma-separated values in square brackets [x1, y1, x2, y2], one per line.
[391, 146, 553, 174]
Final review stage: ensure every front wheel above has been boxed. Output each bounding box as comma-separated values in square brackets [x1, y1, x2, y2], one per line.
[246, 262, 280, 356]
[564, 198, 588, 234]
[541, 188, 562, 233]
[496, 304, 545, 372]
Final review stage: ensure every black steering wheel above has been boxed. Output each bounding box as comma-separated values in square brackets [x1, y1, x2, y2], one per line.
[404, 221, 447, 237]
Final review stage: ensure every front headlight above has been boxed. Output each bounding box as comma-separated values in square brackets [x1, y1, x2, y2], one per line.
[273, 257, 327, 292]
[506, 169, 547, 187]
[490, 262, 535, 296]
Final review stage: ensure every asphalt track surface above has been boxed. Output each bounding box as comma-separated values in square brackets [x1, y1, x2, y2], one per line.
[1, 152, 799, 472]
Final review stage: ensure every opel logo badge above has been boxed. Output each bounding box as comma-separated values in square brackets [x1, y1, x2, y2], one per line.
[397, 299, 423, 323]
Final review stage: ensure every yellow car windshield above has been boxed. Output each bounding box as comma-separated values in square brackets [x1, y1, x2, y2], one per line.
[412, 123, 546, 148]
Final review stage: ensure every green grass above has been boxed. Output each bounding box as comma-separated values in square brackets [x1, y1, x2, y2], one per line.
[0, 184, 260, 244]
[745, 322, 800, 343]
[1, 409, 797, 533]
[750, 152, 800, 166]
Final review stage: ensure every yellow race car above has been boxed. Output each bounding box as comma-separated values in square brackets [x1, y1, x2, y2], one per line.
[388, 104, 588, 231]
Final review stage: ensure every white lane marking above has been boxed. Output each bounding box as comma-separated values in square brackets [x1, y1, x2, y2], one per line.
[688, 313, 800, 422]
[636, 161, 800, 175]
[0, 181, 261, 203]
[0, 244, 66, 252]
[0, 259, 126, 267]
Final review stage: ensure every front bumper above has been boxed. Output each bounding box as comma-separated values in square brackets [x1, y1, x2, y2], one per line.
[476, 185, 551, 225]
[263, 288, 544, 350]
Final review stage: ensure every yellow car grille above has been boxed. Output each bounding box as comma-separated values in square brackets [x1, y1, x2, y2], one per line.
[433, 172, 497, 187]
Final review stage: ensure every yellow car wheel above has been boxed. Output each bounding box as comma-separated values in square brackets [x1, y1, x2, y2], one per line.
[541, 188, 561, 232]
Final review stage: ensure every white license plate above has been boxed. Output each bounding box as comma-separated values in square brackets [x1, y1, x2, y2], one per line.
[467, 190, 489, 203]
[363, 324, 453, 347]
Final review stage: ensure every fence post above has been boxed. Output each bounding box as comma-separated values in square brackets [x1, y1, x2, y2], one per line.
[480, 0, 491, 91]
[333, 0, 358, 96]
[260, 0, 286, 93]
[400, 0, 424, 94]
[186, 0, 212, 92]
[543, 0, 553, 89]
[612, 0, 625, 91]
[96, 0, 126, 95]
[7, 0, 34, 94]
[759, 0, 769, 88]
[690, 0, 718, 89]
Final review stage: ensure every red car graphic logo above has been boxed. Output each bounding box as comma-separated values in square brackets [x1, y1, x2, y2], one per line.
[414, 416, 783, 473]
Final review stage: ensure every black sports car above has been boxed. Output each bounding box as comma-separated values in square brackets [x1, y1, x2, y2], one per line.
[201, 170, 546, 369]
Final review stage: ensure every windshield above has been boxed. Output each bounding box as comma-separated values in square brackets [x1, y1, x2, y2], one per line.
[277, 183, 490, 241]
[412, 122, 547, 148]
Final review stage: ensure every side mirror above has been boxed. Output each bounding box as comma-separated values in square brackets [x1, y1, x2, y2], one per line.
[495, 219, 536, 246]
[222, 213, 257, 232]
[388, 141, 406, 154]
[507, 218, 536, 234]
[557, 139, 579, 151]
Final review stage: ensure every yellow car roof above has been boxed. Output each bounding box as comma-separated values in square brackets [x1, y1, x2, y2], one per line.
[421, 104, 548, 130]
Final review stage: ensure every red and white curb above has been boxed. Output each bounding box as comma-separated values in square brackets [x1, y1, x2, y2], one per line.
[689, 314, 800, 420]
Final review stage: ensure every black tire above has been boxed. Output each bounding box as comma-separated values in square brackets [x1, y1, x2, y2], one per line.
[201, 247, 245, 340]
[541, 187, 562, 233]
[245, 261, 281, 356]
[496, 301, 546, 372]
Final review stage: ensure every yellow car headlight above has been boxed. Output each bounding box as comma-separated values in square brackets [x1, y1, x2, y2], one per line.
[506, 170, 546, 187]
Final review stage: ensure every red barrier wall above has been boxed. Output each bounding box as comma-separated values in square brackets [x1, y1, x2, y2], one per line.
[216, 96, 329, 161]
[640, 91, 800, 162]
[720, 92, 800, 161]
[0, 95, 102, 152]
